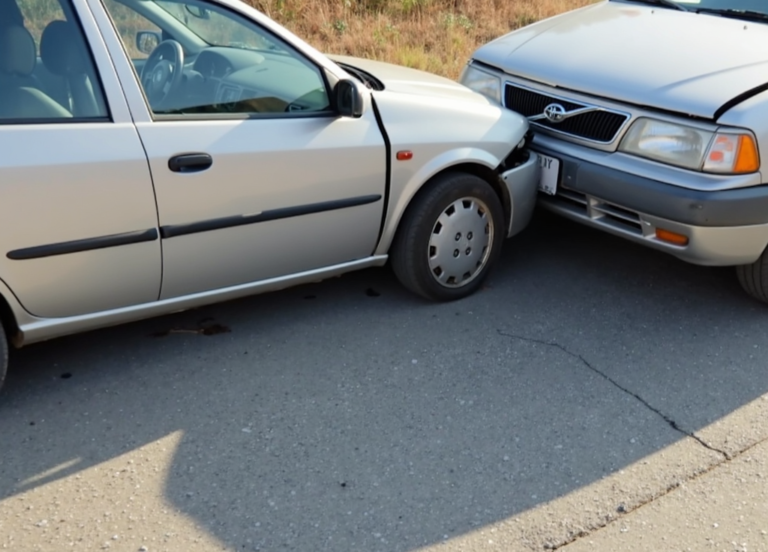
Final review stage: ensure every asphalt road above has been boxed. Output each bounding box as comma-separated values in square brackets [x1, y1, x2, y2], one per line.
[1, 210, 767, 552]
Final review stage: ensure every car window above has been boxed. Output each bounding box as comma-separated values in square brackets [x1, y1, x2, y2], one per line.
[619, 0, 768, 16]
[154, 0, 286, 53]
[0, 0, 109, 122]
[677, 0, 768, 11]
[102, 0, 162, 60]
[100, 0, 331, 117]
[16, 0, 65, 44]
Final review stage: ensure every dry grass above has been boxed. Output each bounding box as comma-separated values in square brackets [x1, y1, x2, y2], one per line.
[20, 0, 595, 80]
[251, 0, 596, 79]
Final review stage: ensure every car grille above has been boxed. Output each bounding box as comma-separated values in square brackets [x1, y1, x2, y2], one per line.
[504, 84, 629, 143]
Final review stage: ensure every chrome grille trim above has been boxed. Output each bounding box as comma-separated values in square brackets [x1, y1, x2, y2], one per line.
[504, 83, 631, 145]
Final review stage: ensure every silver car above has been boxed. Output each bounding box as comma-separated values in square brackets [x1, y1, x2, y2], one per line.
[461, 0, 768, 303]
[0, 0, 539, 389]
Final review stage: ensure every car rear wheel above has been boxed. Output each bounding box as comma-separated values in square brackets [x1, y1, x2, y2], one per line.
[391, 172, 505, 301]
[0, 321, 7, 393]
[736, 248, 768, 303]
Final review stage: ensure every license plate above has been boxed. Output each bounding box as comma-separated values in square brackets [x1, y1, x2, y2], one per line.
[538, 154, 561, 196]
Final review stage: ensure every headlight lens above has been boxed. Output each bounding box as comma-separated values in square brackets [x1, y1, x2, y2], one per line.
[619, 118, 760, 173]
[459, 63, 501, 104]
[619, 118, 711, 170]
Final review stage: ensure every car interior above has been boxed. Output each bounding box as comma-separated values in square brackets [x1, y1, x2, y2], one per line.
[113, 0, 332, 115]
[0, 0, 331, 121]
[0, 0, 107, 120]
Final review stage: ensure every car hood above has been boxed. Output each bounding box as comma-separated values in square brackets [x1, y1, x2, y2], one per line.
[470, 1, 768, 119]
[328, 54, 491, 105]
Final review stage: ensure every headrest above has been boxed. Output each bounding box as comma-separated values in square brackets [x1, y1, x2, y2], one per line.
[0, 25, 35, 76]
[0, 0, 24, 27]
[41, 21, 87, 76]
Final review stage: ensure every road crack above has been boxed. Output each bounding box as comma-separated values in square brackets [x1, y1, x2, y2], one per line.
[497, 329, 766, 550]
[496, 329, 728, 459]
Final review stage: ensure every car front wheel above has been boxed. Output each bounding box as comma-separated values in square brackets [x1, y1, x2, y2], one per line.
[736, 247, 768, 304]
[391, 172, 505, 301]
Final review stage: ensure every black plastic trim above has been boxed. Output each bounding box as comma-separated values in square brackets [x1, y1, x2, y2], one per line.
[714, 82, 768, 121]
[0, 116, 111, 126]
[161, 194, 382, 239]
[152, 111, 336, 122]
[7, 228, 158, 260]
[532, 144, 768, 227]
[335, 62, 386, 91]
[168, 152, 213, 173]
[370, 97, 392, 251]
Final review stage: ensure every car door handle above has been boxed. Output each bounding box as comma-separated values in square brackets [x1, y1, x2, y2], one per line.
[168, 153, 213, 173]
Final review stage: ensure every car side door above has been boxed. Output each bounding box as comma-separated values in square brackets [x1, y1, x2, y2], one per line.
[0, 0, 161, 319]
[92, 0, 387, 300]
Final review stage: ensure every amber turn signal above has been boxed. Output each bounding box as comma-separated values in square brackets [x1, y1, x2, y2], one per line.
[734, 135, 760, 173]
[396, 150, 413, 161]
[656, 228, 689, 246]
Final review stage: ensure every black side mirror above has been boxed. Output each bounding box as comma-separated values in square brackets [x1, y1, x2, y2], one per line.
[136, 31, 162, 54]
[334, 79, 364, 118]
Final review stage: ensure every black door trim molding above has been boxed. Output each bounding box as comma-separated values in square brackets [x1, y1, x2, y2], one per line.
[160, 194, 382, 239]
[7, 228, 159, 260]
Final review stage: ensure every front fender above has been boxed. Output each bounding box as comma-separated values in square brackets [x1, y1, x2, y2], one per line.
[375, 147, 503, 255]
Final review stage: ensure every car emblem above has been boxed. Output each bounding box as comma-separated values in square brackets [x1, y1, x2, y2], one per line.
[528, 102, 603, 124]
[543, 103, 567, 123]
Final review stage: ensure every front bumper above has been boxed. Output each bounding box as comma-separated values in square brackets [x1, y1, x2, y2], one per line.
[532, 140, 768, 266]
[500, 150, 540, 238]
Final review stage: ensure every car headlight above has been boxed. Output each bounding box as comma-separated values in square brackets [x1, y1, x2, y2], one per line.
[459, 63, 501, 104]
[619, 118, 760, 174]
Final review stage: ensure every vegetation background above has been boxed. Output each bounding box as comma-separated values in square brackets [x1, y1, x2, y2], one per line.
[21, 0, 595, 80]
[251, 0, 595, 79]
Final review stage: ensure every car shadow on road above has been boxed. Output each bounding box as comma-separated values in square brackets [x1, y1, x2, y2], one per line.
[1, 211, 767, 551]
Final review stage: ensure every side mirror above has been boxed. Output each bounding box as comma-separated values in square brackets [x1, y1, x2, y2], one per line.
[136, 31, 162, 54]
[334, 79, 364, 118]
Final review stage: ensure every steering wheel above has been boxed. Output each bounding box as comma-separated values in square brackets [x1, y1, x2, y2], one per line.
[140, 40, 185, 110]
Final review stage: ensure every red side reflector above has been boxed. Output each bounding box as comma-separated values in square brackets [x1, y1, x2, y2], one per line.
[396, 151, 413, 161]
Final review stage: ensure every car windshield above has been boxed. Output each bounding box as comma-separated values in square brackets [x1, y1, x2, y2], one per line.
[153, 0, 286, 51]
[617, 0, 768, 18]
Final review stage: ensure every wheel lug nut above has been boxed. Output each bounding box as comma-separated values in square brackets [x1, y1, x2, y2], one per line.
[455, 233, 461, 241]
[453, 249, 460, 257]
[465, 248, 471, 255]
[467, 232, 473, 240]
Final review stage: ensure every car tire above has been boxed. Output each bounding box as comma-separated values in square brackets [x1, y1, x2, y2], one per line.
[0, 320, 7, 393]
[736, 249, 768, 303]
[391, 171, 505, 302]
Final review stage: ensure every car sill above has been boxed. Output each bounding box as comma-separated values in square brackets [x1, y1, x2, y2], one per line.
[13, 255, 389, 347]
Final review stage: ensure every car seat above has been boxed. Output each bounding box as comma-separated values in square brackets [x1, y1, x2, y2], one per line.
[0, 24, 72, 119]
[40, 20, 105, 117]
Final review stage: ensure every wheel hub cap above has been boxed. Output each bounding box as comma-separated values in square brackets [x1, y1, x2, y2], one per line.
[428, 197, 493, 288]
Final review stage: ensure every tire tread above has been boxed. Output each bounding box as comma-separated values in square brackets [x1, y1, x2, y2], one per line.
[0, 321, 7, 394]
[737, 252, 768, 303]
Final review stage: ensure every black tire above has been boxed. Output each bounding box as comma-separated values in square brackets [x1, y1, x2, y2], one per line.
[0, 320, 6, 394]
[736, 248, 768, 303]
[391, 171, 505, 301]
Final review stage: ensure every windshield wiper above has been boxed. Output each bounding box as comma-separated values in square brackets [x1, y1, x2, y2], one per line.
[694, 8, 768, 23]
[619, 0, 688, 11]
